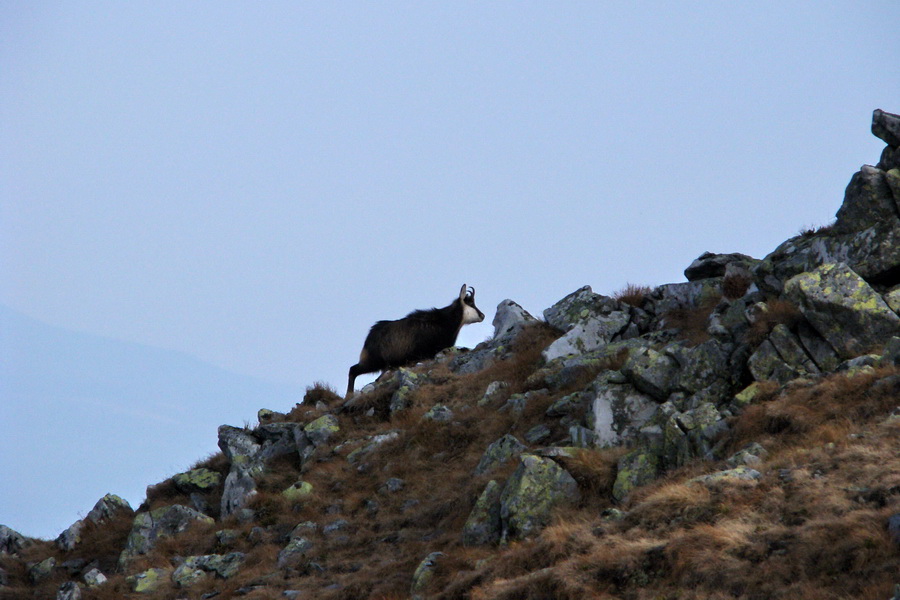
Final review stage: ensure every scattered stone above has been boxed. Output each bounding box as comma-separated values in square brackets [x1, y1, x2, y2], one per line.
[323, 519, 350, 535]
[410, 552, 445, 600]
[0, 525, 28, 555]
[282, 481, 314, 502]
[83, 568, 107, 587]
[691, 466, 761, 486]
[174, 468, 223, 494]
[278, 537, 313, 569]
[127, 568, 170, 593]
[423, 404, 453, 422]
[478, 381, 509, 406]
[381, 478, 405, 494]
[474, 435, 527, 475]
[726, 443, 768, 468]
[462, 480, 502, 546]
[56, 581, 82, 600]
[29, 557, 56, 583]
[525, 424, 552, 444]
[500, 454, 580, 541]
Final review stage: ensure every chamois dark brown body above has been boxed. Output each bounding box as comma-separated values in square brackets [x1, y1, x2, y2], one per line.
[346, 284, 484, 398]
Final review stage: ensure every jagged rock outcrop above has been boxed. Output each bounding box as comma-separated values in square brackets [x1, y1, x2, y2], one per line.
[119, 505, 214, 567]
[6, 109, 900, 600]
[56, 494, 133, 551]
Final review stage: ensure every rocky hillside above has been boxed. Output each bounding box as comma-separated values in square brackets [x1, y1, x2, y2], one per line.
[2, 110, 900, 600]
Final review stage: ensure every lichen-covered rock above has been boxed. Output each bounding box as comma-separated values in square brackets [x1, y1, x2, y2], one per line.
[879, 337, 900, 367]
[499, 454, 580, 541]
[542, 309, 631, 361]
[28, 557, 55, 583]
[55, 520, 85, 552]
[543, 286, 619, 332]
[587, 376, 657, 447]
[56, 581, 82, 600]
[474, 434, 526, 475]
[282, 481, 314, 501]
[684, 251, 758, 282]
[423, 404, 453, 422]
[872, 108, 900, 147]
[411, 552, 445, 600]
[86, 493, 132, 523]
[662, 402, 726, 469]
[119, 505, 214, 566]
[726, 442, 768, 468]
[303, 414, 340, 446]
[277, 537, 313, 569]
[730, 381, 768, 413]
[492, 299, 537, 342]
[525, 424, 551, 444]
[127, 568, 170, 593]
[173, 468, 222, 494]
[784, 263, 900, 359]
[478, 381, 509, 406]
[389, 368, 423, 413]
[217, 425, 262, 465]
[834, 165, 898, 233]
[82, 568, 107, 587]
[691, 466, 761, 486]
[748, 339, 801, 384]
[797, 321, 841, 373]
[748, 324, 819, 384]
[754, 222, 900, 295]
[885, 286, 900, 314]
[0, 525, 29, 555]
[346, 431, 400, 465]
[255, 422, 304, 462]
[612, 446, 660, 501]
[462, 480, 502, 546]
[171, 563, 206, 588]
[175, 553, 245, 584]
[221, 465, 258, 518]
[674, 339, 737, 393]
[648, 279, 723, 321]
[621, 345, 680, 401]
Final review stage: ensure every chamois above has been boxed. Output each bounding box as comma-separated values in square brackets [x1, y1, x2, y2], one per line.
[346, 284, 485, 398]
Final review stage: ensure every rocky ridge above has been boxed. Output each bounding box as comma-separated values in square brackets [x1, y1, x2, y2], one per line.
[2, 109, 900, 600]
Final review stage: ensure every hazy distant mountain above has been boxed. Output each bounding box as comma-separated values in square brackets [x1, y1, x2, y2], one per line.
[0, 305, 304, 539]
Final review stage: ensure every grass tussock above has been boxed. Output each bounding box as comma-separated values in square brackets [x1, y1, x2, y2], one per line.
[613, 283, 653, 308]
[663, 298, 720, 346]
[744, 298, 804, 345]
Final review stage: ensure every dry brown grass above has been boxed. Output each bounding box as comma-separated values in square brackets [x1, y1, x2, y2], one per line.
[744, 298, 803, 345]
[662, 297, 720, 346]
[613, 283, 653, 308]
[722, 270, 753, 300]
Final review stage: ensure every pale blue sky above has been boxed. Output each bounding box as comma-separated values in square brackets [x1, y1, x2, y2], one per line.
[2, 3, 898, 538]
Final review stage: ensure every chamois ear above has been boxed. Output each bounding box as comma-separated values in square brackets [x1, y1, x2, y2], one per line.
[459, 284, 468, 301]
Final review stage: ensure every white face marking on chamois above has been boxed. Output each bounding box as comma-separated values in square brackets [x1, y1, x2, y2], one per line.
[462, 302, 485, 325]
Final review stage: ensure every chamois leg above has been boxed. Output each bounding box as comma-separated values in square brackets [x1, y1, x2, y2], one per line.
[346, 364, 365, 399]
